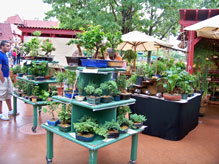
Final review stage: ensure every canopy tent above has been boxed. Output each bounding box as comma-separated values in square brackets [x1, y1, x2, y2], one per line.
[184, 15, 219, 39]
[117, 31, 173, 74]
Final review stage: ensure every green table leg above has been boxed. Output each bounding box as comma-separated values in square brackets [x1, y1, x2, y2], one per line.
[32, 105, 38, 133]
[46, 131, 54, 163]
[129, 134, 139, 164]
[13, 96, 17, 116]
[89, 149, 98, 164]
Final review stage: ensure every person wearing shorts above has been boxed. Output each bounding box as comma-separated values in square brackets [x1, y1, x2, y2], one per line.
[0, 40, 17, 121]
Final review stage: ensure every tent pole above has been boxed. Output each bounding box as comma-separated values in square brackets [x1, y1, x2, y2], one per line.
[155, 47, 159, 76]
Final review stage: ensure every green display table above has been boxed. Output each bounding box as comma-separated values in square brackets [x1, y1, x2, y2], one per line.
[41, 124, 145, 164]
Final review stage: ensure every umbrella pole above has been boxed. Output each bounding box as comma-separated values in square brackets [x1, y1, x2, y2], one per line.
[134, 46, 136, 72]
[155, 47, 159, 76]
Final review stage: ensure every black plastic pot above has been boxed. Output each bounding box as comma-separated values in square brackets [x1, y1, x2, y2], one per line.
[65, 56, 88, 66]
[119, 125, 129, 134]
[136, 77, 144, 85]
[101, 96, 113, 103]
[133, 122, 143, 129]
[107, 131, 120, 138]
[120, 93, 131, 100]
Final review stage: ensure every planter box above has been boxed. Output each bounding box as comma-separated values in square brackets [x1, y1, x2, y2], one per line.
[81, 59, 108, 68]
[108, 61, 124, 68]
[34, 76, 46, 81]
[181, 94, 188, 100]
[101, 96, 113, 103]
[58, 124, 71, 132]
[120, 93, 131, 100]
[133, 122, 143, 129]
[86, 96, 101, 104]
[76, 133, 95, 142]
[114, 95, 121, 101]
[47, 119, 59, 126]
[163, 93, 182, 101]
[107, 132, 120, 138]
[65, 56, 87, 66]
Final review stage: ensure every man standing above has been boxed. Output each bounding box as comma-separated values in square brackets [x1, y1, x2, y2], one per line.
[0, 40, 16, 121]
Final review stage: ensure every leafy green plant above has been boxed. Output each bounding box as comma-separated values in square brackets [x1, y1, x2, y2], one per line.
[78, 115, 97, 123]
[116, 75, 127, 92]
[41, 39, 56, 56]
[103, 120, 121, 131]
[122, 50, 137, 66]
[56, 71, 65, 87]
[24, 31, 41, 56]
[58, 108, 70, 124]
[130, 113, 146, 123]
[14, 80, 23, 90]
[64, 70, 76, 89]
[117, 106, 131, 116]
[39, 90, 50, 101]
[12, 65, 21, 74]
[100, 80, 118, 96]
[43, 101, 60, 120]
[73, 119, 98, 134]
[29, 62, 48, 76]
[32, 86, 39, 97]
[94, 88, 102, 96]
[117, 115, 133, 127]
[77, 81, 84, 96]
[84, 85, 95, 96]
[136, 64, 145, 77]
[151, 60, 167, 76]
[21, 65, 28, 74]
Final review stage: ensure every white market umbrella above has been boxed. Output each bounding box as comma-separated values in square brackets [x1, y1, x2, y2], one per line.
[184, 15, 219, 39]
[117, 31, 173, 74]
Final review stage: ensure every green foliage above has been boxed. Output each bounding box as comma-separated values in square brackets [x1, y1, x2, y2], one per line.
[78, 115, 97, 123]
[58, 108, 70, 124]
[77, 80, 84, 96]
[136, 64, 145, 77]
[39, 90, 50, 101]
[64, 70, 76, 86]
[117, 106, 131, 116]
[32, 86, 39, 97]
[29, 62, 48, 76]
[100, 80, 118, 96]
[32, 31, 41, 36]
[41, 39, 56, 56]
[175, 60, 186, 71]
[130, 113, 146, 123]
[116, 75, 127, 92]
[21, 65, 28, 74]
[55, 71, 65, 86]
[12, 65, 21, 74]
[117, 115, 133, 127]
[43, 101, 60, 120]
[84, 84, 95, 96]
[103, 120, 121, 131]
[73, 119, 98, 134]
[122, 50, 137, 65]
[151, 60, 167, 76]
[14, 80, 23, 90]
[94, 88, 103, 96]
[24, 38, 41, 57]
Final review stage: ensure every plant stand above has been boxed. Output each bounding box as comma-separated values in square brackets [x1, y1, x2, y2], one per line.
[12, 61, 58, 133]
[41, 67, 145, 163]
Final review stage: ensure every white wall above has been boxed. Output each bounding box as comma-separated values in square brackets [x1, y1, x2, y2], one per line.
[24, 36, 78, 66]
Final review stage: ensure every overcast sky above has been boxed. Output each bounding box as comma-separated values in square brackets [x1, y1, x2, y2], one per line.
[0, 0, 55, 22]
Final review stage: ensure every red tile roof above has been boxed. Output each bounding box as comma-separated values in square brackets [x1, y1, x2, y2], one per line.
[5, 15, 23, 25]
[0, 23, 13, 41]
[23, 20, 59, 28]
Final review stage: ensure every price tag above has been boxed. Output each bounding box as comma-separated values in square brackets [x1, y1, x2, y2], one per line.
[140, 126, 147, 130]
[44, 123, 48, 126]
[69, 133, 76, 138]
[103, 138, 114, 142]
[127, 129, 137, 134]
[83, 68, 98, 73]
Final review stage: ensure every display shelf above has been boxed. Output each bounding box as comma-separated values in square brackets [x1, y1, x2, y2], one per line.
[52, 96, 135, 111]
[17, 77, 57, 84]
[12, 93, 47, 105]
[64, 66, 126, 73]
[41, 124, 145, 150]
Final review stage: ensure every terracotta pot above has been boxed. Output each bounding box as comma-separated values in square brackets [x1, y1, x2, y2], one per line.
[13, 74, 17, 83]
[57, 87, 64, 96]
[45, 75, 51, 80]
[163, 93, 182, 101]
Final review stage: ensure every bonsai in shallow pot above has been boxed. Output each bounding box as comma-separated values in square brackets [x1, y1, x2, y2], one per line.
[55, 71, 65, 96]
[31, 85, 39, 102]
[116, 75, 131, 100]
[85, 84, 102, 104]
[43, 101, 60, 126]
[57, 108, 71, 132]
[73, 119, 98, 142]
[100, 80, 117, 103]
[117, 115, 133, 134]
[130, 113, 146, 129]
[75, 81, 85, 101]
[102, 120, 121, 138]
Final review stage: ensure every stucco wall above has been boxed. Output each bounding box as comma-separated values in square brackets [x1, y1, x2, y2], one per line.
[24, 36, 78, 66]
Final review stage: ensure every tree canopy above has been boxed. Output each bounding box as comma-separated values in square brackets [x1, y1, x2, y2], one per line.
[43, 0, 218, 39]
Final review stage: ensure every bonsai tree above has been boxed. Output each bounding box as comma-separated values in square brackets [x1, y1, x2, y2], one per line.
[12, 65, 21, 74]
[39, 90, 50, 101]
[43, 101, 60, 121]
[14, 80, 23, 91]
[117, 115, 133, 129]
[78, 115, 97, 123]
[41, 39, 56, 56]
[64, 70, 76, 90]
[100, 80, 118, 96]
[21, 65, 28, 74]
[130, 113, 146, 129]
[77, 80, 84, 96]
[102, 120, 121, 134]
[84, 83, 102, 104]
[29, 62, 47, 77]
[32, 86, 39, 97]
[116, 75, 127, 92]
[58, 108, 70, 125]
[94, 88, 102, 97]
[56, 71, 65, 88]
[84, 84, 95, 96]
[49, 86, 58, 96]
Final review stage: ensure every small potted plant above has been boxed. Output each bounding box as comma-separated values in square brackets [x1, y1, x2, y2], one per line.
[32, 85, 39, 102]
[43, 101, 60, 126]
[49, 86, 58, 96]
[130, 113, 146, 129]
[162, 67, 182, 101]
[136, 64, 145, 85]
[75, 81, 85, 101]
[73, 119, 98, 142]
[84, 84, 102, 104]
[117, 115, 133, 134]
[14, 80, 24, 96]
[100, 80, 117, 103]
[57, 108, 71, 132]
[41, 39, 56, 61]
[102, 120, 121, 138]
[56, 71, 65, 96]
[117, 75, 131, 100]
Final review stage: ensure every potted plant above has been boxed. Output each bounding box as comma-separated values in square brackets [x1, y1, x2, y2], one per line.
[64, 70, 76, 97]
[116, 75, 131, 100]
[57, 108, 71, 132]
[41, 39, 56, 61]
[21, 65, 28, 76]
[56, 71, 65, 96]
[32, 85, 39, 102]
[117, 115, 133, 133]
[130, 113, 146, 129]
[43, 101, 60, 126]
[14, 80, 24, 96]
[100, 80, 117, 103]
[75, 81, 85, 101]
[102, 120, 121, 138]
[84, 84, 102, 104]
[162, 67, 182, 101]
[136, 64, 145, 85]
[73, 119, 98, 142]
[49, 86, 58, 96]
